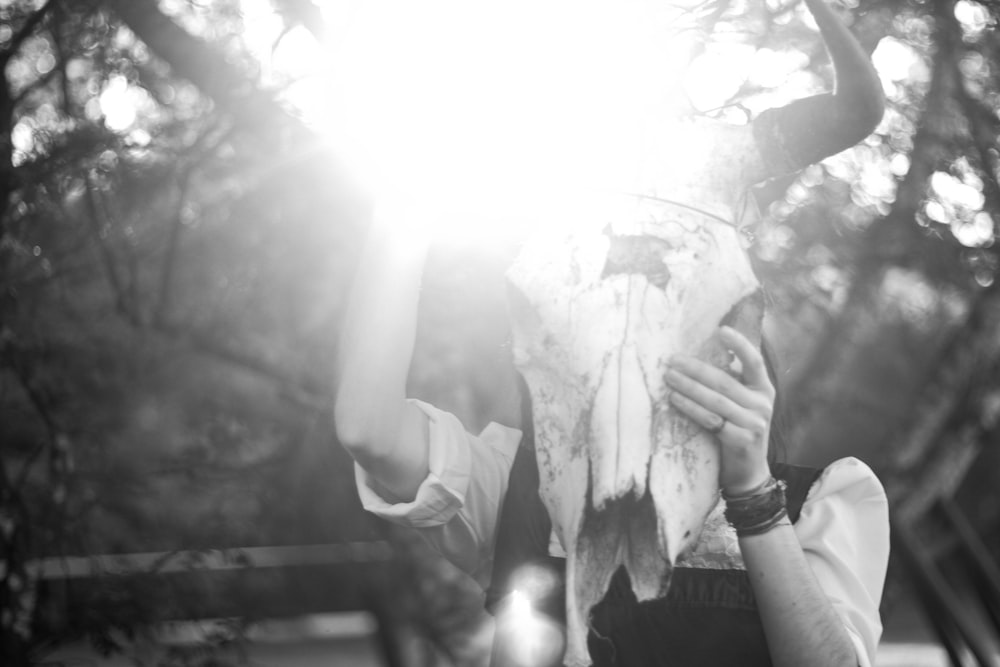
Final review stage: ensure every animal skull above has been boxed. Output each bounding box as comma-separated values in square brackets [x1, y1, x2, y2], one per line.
[506, 120, 764, 666]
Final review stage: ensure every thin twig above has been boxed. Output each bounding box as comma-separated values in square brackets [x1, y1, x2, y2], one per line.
[150, 317, 327, 409]
[52, 4, 73, 117]
[5, 360, 61, 492]
[83, 171, 139, 326]
[154, 166, 191, 325]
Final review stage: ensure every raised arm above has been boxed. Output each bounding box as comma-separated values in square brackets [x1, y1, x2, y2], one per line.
[666, 329, 885, 667]
[751, 0, 884, 180]
[333, 207, 430, 502]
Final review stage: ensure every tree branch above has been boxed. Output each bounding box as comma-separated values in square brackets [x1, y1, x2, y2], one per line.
[150, 317, 327, 412]
[861, 0, 961, 269]
[953, 69, 1000, 216]
[885, 281, 1000, 476]
[83, 172, 139, 326]
[153, 166, 191, 326]
[11, 61, 62, 109]
[101, 0, 289, 127]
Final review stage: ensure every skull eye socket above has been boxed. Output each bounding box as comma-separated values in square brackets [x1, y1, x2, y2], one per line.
[719, 289, 765, 337]
[601, 234, 674, 290]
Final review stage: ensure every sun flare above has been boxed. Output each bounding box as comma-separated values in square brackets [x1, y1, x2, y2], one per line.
[246, 1, 719, 240]
[319, 2, 707, 234]
[238, 0, 897, 246]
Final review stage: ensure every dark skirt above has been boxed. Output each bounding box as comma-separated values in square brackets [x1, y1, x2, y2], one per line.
[487, 443, 822, 667]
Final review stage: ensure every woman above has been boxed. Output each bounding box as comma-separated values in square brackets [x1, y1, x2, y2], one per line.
[334, 0, 888, 665]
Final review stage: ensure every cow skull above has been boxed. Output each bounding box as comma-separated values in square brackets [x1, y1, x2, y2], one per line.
[506, 119, 764, 666]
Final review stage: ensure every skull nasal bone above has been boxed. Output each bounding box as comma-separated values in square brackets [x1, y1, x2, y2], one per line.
[601, 235, 672, 290]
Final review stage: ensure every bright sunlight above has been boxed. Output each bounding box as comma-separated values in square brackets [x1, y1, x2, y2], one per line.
[320, 1, 711, 238]
[236, 0, 926, 247]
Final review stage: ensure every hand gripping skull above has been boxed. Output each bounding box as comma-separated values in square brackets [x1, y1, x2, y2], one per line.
[507, 181, 764, 666]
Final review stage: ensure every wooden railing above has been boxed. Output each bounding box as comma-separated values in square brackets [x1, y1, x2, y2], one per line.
[30, 541, 407, 667]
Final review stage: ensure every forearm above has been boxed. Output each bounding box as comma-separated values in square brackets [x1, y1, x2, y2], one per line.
[740, 521, 858, 667]
[665, 331, 871, 665]
[334, 215, 430, 499]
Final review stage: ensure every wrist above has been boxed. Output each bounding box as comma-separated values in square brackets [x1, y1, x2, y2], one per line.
[722, 469, 772, 498]
[737, 516, 792, 541]
[723, 476, 788, 538]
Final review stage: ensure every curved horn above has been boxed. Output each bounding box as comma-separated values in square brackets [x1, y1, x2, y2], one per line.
[752, 0, 885, 179]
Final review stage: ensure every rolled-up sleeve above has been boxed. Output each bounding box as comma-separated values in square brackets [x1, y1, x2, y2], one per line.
[354, 399, 521, 588]
[795, 457, 889, 667]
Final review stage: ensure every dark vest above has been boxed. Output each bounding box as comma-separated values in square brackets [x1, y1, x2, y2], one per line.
[486, 443, 823, 667]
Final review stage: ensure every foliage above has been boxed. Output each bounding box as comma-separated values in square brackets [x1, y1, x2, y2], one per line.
[0, 0, 372, 663]
[1, 0, 999, 664]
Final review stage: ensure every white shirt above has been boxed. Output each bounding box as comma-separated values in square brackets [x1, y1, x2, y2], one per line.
[355, 399, 889, 667]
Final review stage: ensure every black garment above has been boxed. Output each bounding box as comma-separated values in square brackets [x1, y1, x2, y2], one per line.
[486, 443, 823, 667]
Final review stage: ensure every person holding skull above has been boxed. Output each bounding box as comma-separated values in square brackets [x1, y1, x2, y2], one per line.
[334, 0, 890, 665]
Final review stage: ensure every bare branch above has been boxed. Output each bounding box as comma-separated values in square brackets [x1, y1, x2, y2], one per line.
[861, 0, 962, 268]
[150, 317, 327, 412]
[83, 172, 139, 326]
[51, 4, 73, 116]
[886, 282, 1000, 477]
[1, 349, 62, 492]
[102, 0, 289, 126]
[153, 166, 192, 324]
[11, 60, 62, 109]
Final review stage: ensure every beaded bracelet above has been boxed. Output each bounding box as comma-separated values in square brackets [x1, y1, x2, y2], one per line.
[723, 477, 788, 537]
[722, 476, 776, 501]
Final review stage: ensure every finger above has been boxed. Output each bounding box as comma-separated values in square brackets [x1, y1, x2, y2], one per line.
[667, 390, 726, 433]
[719, 326, 773, 394]
[667, 355, 759, 411]
[664, 367, 756, 426]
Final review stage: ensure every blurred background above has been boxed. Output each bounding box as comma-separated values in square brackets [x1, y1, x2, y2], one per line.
[1, 0, 999, 665]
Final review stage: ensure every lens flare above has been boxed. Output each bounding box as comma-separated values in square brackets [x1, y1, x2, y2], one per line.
[322, 0, 705, 244]
[495, 588, 565, 667]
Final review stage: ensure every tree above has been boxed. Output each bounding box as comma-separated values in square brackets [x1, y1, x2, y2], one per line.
[0, 1, 378, 662]
[2, 0, 999, 663]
